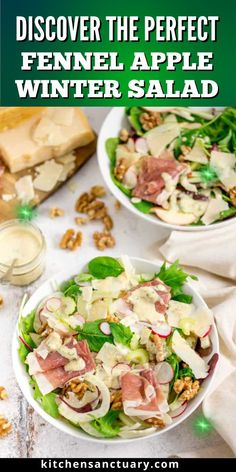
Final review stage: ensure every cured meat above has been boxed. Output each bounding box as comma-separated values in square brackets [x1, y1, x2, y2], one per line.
[121, 369, 168, 417]
[133, 156, 185, 204]
[27, 339, 95, 395]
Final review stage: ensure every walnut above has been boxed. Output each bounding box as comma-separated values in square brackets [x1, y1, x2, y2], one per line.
[115, 200, 121, 210]
[0, 415, 12, 437]
[230, 187, 236, 206]
[75, 192, 94, 213]
[145, 417, 165, 428]
[0, 386, 8, 400]
[140, 111, 162, 131]
[0, 296, 3, 308]
[93, 231, 115, 251]
[180, 145, 192, 156]
[59, 229, 83, 251]
[49, 207, 64, 218]
[38, 322, 52, 337]
[63, 380, 88, 400]
[152, 334, 165, 362]
[87, 200, 107, 220]
[75, 216, 87, 225]
[114, 158, 127, 181]
[103, 214, 113, 231]
[106, 314, 120, 323]
[110, 390, 122, 410]
[119, 128, 129, 143]
[174, 376, 200, 401]
[90, 186, 106, 198]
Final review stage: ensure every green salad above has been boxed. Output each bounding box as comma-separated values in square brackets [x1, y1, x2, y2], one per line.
[106, 107, 236, 226]
[18, 256, 217, 439]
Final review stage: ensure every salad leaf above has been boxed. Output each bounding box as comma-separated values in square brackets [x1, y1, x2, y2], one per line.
[30, 378, 59, 419]
[178, 367, 195, 379]
[77, 320, 114, 352]
[110, 322, 133, 346]
[74, 273, 94, 283]
[18, 310, 36, 363]
[167, 353, 179, 384]
[91, 409, 121, 438]
[61, 279, 81, 299]
[88, 256, 124, 279]
[156, 261, 197, 304]
[127, 107, 143, 135]
[217, 207, 236, 221]
[77, 319, 133, 352]
[111, 172, 132, 197]
[132, 199, 153, 214]
[18, 342, 31, 364]
[106, 137, 120, 166]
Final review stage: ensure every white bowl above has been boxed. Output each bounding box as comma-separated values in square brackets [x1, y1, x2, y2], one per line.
[12, 256, 219, 443]
[97, 107, 236, 232]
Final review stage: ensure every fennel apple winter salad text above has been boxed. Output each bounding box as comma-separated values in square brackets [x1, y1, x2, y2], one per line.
[106, 107, 236, 226]
[18, 256, 218, 439]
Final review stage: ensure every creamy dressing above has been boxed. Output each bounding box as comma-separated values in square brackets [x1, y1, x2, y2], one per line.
[0, 226, 41, 265]
[64, 358, 85, 372]
[128, 286, 163, 323]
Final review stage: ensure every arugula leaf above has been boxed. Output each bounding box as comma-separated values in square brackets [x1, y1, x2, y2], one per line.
[88, 256, 124, 279]
[77, 320, 114, 352]
[127, 107, 143, 135]
[30, 378, 59, 419]
[106, 137, 120, 166]
[156, 261, 197, 304]
[91, 409, 121, 438]
[178, 367, 195, 379]
[61, 279, 81, 300]
[110, 322, 133, 346]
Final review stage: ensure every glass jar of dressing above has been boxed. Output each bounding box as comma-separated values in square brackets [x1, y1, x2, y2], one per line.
[0, 219, 46, 285]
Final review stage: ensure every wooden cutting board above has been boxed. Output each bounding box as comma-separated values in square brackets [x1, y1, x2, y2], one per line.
[0, 136, 97, 223]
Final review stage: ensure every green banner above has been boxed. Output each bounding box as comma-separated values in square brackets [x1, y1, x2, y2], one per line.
[1, 0, 235, 106]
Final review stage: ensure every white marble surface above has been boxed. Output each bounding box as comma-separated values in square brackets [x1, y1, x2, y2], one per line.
[0, 107, 233, 458]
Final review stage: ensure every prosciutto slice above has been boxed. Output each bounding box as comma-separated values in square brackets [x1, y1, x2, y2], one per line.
[126, 279, 171, 315]
[27, 339, 95, 395]
[133, 156, 185, 204]
[121, 369, 169, 417]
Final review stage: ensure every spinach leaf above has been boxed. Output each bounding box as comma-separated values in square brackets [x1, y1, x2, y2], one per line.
[167, 353, 179, 384]
[111, 172, 132, 197]
[61, 279, 81, 299]
[74, 273, 94, 283]
[110, 322, 133, 346]
[217, 207, 236, 221]
[106, 137, 120, 166]
[88, 256, 124, 279]
[127, 107, 143, 135]
[91, 409, 121, 438]
[156, 260, 197, 304]
[77, 320, 114, 352]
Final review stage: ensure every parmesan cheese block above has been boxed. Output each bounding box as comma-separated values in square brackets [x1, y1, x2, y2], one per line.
[0, 107, 44, 132]
[0, 107, 94, 172]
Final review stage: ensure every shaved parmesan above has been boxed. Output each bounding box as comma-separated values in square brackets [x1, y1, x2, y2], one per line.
[210, 150, 236, 190]
[172, 330, 209, 379]
[57, 152, 76, 165]
[146, 123, 181, 157]
[167, 300, 193, 327]
[15, 175, 35, 202]
[183, 140, 208, 164]
[201, 196, 228, 225]
[33, 160, 63, 192]
[58, 162, 75, 182]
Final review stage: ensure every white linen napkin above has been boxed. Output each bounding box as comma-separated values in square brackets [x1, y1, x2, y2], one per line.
[159, 225, 236, 456]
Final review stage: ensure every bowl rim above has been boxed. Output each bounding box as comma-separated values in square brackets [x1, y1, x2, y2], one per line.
[12, 255, 219, 444]
[97, 106, 236, 232]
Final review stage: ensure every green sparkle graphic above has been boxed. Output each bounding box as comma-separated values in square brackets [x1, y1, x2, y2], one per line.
[199, 166, 218, 183]
[16, 203, 37, 221]
[193, 415, 213, 436]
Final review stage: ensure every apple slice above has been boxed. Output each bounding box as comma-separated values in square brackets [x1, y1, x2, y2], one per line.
[152, 208, 197, 225]
[170, 401, 188, 418]
[135, 137, 149, 154]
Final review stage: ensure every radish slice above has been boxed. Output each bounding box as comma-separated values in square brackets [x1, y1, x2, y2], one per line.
[73, 313, 85, 327]
[202, 325, 212, 338]
[170, 401, 188, 418]
[46, 297, 62, 312]
[152, 323, 171, 338]
[155, 362, 174, 384]
[99, 322, 111, 335]
[135, 137, 148, 154]
[207, 353, 219, 376]
[112, 363, 131, 376]
[19, 336, 33, 352]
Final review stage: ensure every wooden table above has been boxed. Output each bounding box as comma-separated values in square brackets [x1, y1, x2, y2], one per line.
[0, 108, 233, 458]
